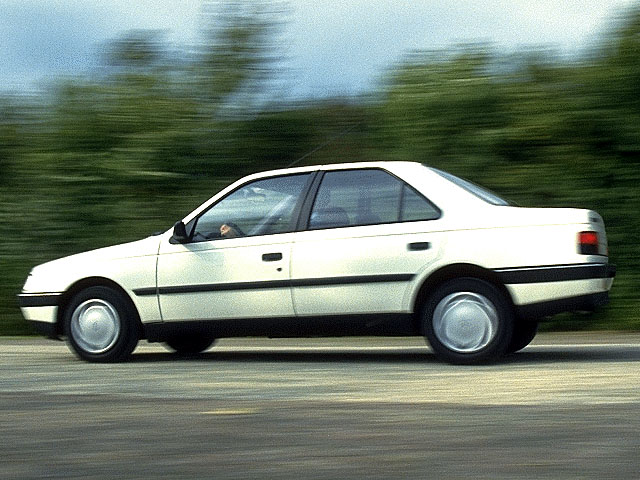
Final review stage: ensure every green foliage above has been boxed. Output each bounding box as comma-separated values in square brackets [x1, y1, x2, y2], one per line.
[2, 4, 640, 334]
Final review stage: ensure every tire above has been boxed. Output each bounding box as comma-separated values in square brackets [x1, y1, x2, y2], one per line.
[422, 278, 514, 364]
[507, 320, 538, 354]
[63, 286, 140, 362]
[165, 335, 216, 356]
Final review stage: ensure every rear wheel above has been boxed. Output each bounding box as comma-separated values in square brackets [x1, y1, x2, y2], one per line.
[165, 335, 216, 355]
[63, 286, 139, 362]
[423, 278, 514, 364]
[507, 320, 538, 353]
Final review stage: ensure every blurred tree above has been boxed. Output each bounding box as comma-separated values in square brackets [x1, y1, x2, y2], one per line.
[377, 47, 509, 182]
[0, 101, 17, 184]
[2, 4, 640, 334]
[104, 30, 165, 71]
[196, 0, 288, 117]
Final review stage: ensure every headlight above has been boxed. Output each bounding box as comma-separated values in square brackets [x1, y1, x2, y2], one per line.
[22, 271, 36, 292]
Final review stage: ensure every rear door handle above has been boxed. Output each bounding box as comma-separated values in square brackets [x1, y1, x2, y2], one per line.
[262, 252, 283, 262]
[408, 242, 431, 251]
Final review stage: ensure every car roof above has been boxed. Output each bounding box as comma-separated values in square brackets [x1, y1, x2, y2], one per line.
[245, 161, 425, 179]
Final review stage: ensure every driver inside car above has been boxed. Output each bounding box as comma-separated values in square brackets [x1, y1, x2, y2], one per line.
[220, 222, 243, 238]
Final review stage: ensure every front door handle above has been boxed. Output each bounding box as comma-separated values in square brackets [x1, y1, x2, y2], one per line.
[262, 252, 283, 262]
[408, 242, 431, 251]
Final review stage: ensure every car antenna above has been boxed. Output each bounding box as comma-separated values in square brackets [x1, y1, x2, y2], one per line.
[285, 122, 361, 168]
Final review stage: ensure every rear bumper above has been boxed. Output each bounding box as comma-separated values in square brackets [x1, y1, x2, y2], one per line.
[498, 262, 615, 320]
[515, 291, 610, 320]
[496, 262, 615, 284]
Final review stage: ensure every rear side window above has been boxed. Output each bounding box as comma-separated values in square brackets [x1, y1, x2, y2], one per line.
[308, 169, 440, 229]
[432, 168, 511, 206]
[401, 184, 437, 221]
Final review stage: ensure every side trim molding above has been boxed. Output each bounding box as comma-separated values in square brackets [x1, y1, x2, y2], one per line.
[133, 273, 415, 297]
[142, 313, 416, 341]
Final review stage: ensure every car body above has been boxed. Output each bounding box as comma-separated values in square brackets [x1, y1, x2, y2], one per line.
[18, 161, 616, 363]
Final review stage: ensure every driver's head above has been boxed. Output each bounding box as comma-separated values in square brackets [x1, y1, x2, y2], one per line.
[220, 223, 239, 238]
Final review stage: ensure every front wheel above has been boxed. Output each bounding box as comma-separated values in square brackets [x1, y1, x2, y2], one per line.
[422, 278, 514, 364]
[63, 286, 140, 362]
[165, 335, 216, 355]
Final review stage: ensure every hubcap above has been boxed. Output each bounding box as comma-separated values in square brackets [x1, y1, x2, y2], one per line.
[432, 292, 499, 353]
[70, 299, 121, 354]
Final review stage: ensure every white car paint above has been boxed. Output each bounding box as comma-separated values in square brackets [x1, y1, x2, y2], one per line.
[157, 232, 296, 321]
[18, 161, 615, 363]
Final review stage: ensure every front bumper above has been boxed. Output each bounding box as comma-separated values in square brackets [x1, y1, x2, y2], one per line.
[28, 320, 61, 339]
[17, 293, 62, 308]
[18, 293, 62, 338]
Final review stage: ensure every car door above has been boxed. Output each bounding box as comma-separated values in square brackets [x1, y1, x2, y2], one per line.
[157, 173, 312, 322]
[290, 168, 442, 316]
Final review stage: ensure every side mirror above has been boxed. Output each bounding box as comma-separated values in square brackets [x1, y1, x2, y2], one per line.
[171, 221, 189, 244]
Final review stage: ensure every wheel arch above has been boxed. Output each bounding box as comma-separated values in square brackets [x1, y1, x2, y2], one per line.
[412, 263, 514, 331]
[55, 277, 143, 338]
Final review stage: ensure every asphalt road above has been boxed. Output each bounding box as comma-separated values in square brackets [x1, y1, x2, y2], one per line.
[1, 334, 639, 479]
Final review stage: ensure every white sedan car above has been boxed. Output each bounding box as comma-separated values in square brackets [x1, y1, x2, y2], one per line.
[19, 162, 615, 364]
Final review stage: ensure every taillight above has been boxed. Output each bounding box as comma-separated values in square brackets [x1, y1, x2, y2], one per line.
[578, 231, 599, 255]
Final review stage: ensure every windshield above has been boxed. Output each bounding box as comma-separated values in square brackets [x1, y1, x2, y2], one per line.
[431, 168, 511, 206]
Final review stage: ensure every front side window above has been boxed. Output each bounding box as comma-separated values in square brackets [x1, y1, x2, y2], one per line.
[308, 169, 439, 230]
[192, 173, 310, 241]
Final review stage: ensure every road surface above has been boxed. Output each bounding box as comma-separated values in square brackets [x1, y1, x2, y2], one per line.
[1, 334, 639, 479]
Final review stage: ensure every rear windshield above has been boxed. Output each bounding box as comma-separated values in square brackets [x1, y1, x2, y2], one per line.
[432, 168, 511, 206]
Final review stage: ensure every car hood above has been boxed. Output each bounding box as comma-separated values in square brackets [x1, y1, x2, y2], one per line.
[32, 235, 161, 273]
